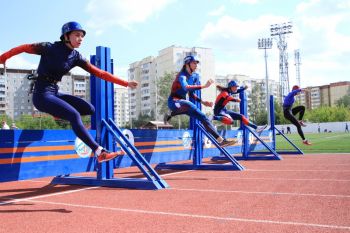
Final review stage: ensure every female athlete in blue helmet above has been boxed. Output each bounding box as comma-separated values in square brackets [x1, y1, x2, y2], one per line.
[164, 55, 236, 147]
[0, 21, 138, 162]
[213, 80, 266, 132]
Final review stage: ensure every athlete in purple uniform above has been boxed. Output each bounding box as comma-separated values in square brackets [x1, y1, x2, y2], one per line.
[283, 85, 311, 145]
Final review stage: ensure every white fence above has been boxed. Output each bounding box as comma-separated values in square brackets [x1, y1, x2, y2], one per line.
[276, 122, 349, 133]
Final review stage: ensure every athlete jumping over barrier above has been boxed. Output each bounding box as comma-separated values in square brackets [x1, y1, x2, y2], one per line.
[164, 55, 236, 147]
[213, 80, 267, 133]
[0, 21, 138, 162]
[283, 85, 312, 145]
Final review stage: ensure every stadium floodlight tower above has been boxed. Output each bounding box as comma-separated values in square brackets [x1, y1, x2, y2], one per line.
[258, 38, 273, 125]
[270, 22, 293, 103]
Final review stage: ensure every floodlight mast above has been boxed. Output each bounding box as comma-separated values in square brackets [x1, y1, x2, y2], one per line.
[270, 22, 293, 103]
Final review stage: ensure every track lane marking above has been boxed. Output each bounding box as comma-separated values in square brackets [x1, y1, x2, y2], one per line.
[12, 199, 350, 230]
[170, 187, 350, 198]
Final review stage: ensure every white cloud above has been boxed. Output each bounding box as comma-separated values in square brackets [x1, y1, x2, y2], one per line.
[199, 14, 288, 51]
[208, 5, 226, 16]
[198, 0, 350, 88]
[238, 0, 260, 4]
[1, 53, 37, 70]
[198, 14, 287, 81]
[85, 0, 175, 34]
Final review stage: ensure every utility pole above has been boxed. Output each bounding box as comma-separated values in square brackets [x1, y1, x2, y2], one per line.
[294, 49, 301, 87]
[258, 38, 273, 125]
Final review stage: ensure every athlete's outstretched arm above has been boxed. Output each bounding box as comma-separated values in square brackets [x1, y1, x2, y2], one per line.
[179, 76, 213, 92]
[0, 44, 41, 64]
[82, 62, 137, 88]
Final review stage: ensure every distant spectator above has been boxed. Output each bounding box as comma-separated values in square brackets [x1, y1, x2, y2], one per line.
[1, 121, 10, 130]
[346, 123, 349, 133]
[318, 124, 321, 133]
[11, 123, 19, 129]
[286, 126, 291, 134]
[281, 126, 285, 134]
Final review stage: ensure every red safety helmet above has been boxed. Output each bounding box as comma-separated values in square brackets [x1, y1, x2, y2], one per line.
[292, 85, 300, 91]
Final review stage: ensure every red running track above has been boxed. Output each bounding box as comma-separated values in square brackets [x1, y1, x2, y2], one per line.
[0, 153, 349, 233]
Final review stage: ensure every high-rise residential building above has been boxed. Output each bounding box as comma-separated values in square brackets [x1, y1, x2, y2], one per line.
[299, 81, 350, 109]
[128, 45, 215, 122]
[114, 87, 129, 127]
[215, 74, 280, 116]
[0, 68, 90, 120]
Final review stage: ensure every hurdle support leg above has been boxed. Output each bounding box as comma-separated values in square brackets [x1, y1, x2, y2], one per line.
[156, 123, 244, 171]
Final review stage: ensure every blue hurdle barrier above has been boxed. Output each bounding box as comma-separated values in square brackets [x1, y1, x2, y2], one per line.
[51, 46, 169, 189]
[155, 78, 245, 171]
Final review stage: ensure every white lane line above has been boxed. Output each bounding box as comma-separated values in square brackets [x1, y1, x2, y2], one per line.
[246, 169, 350, 172]
[0, 186, 99, 206]
[170, 188, 350, 198]
[160, 170, 194, 177]
[14, 199, 350, 230]
[167, 176, 350, 182]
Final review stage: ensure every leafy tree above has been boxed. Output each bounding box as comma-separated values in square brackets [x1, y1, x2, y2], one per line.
[249, 83, 266, 123]
[273, 100, 288, 125]
[55, 118, 70, 129]
[132, 111, 155, 128]
[0, 114, 13, 126]
[17, 114, 59, 129]
[157, 71, 176, 117]
[168, 114, 189, 129]
[336, 87, 350, 108]
[254, 109, 268, 125]
[305, 106, 350, 122]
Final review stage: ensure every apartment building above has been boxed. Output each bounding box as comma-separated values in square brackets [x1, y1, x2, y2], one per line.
[300, 81, 350, 109]
[114, 87, 129, 127]
[0, 68, 90, 120]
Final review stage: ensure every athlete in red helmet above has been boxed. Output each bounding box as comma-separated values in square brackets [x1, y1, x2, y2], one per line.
[283, 85, 311, 145]
[213, 80, 267, 133]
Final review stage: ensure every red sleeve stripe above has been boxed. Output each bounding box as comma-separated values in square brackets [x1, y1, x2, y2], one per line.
[0, 44, 38, 62]
[85, 62, 128, 87]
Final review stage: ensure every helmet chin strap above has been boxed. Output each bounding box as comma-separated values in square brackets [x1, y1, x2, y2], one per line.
[186, 64, 194, 74]
[63, 34, 74, 48]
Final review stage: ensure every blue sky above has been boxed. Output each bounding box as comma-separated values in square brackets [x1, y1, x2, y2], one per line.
[1, 0, 350, 88]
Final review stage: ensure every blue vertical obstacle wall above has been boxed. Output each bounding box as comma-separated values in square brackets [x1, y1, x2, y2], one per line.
[212, 93, 302, 161]
[156, 87, 244, 171]
[236, 92, 282, 160]
[267, 95, 303, 155]
[52, 46, 169, 189]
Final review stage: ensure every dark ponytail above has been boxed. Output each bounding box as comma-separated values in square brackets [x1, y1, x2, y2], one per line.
[216, 85, 229, 92]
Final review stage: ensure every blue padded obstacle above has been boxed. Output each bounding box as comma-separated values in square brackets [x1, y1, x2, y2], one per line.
[51, 46, 168, 190]
[155, 81, 245, 171]
[267, 95, 303, 155]
[235, 92, 282, 160]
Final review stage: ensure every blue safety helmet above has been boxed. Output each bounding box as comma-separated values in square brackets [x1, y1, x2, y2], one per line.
[227, 80, 239, 88]
[183, 55, 200, 65]
[60, 21, 86, 40]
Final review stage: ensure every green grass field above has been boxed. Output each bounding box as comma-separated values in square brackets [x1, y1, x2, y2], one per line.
[275, 132, 350, 153]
